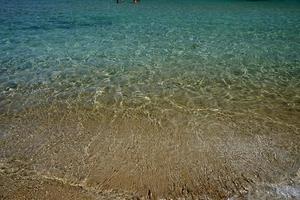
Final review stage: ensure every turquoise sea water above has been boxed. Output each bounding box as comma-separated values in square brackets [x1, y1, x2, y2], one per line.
[1, 0, 299, 114]
[0, 0, 300, 199]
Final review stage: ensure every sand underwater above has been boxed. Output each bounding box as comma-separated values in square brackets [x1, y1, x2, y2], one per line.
[0, 0, 299, 199]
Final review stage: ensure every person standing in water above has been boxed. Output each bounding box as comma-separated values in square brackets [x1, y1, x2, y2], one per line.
[117, 0, 140, 3]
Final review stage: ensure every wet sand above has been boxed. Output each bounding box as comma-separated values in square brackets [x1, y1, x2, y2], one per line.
[0, 103, 299, 199]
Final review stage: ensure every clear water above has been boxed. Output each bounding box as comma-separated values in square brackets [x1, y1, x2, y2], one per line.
[0, 0, 299, 199]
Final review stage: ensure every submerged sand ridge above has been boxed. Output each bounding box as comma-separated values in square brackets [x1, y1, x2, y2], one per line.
[0, 103, 299, 199]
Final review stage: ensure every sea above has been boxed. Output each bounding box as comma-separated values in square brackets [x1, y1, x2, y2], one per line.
[0, 0, 299, 199]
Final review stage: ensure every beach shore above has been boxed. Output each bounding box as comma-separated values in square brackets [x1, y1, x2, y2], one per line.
[1, 104, 299, 199]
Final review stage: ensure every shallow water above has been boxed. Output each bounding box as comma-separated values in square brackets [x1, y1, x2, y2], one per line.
[0, 0, 300, 199]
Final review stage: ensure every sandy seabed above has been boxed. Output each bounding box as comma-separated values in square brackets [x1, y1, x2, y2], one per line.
[0, 102, 299, 199]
